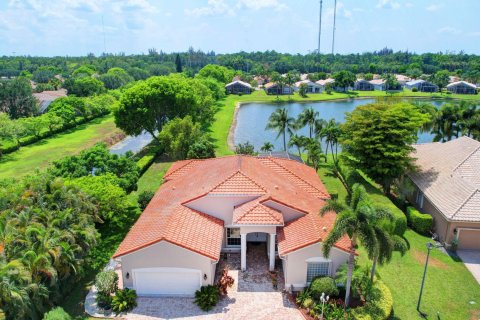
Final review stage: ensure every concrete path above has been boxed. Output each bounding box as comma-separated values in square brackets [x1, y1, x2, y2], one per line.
[457, 250, 480, 284]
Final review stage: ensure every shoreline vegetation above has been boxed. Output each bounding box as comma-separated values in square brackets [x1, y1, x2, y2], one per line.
[217, 89, 480, 155]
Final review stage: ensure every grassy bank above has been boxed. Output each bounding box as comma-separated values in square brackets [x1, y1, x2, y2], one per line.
[0, 115, 120, 179]
[209, 89, 480, 155]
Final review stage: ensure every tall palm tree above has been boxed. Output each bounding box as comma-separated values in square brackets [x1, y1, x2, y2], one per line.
[319, 184, 391, 307]
[288, 134, 307, 157]
[0, 258, 32, 320]
[322, 119, 342, 163]
[260, 142, 274, 153]
[305, 138, 326, 170]
[266, 108, 295, 151]
[297, 107, 319, 138]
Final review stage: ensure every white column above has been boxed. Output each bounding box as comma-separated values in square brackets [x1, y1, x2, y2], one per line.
[269, 233, 276, 271]
[241, 233, 247, 271]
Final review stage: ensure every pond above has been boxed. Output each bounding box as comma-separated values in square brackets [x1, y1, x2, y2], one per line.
[233, 98, 448, 152]
[109, 131, 154, 155]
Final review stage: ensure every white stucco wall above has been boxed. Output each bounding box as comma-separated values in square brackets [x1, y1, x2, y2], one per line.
[185, 195, 258, 225]
[263, 200, 305, 222]
[119, 241, 217, 289]
[281, 242, 349, 291]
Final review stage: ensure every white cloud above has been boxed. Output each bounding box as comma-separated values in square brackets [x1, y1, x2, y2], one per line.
[185, 0, 235, 17]
[437, 26, 461, 35]
[237, 0, 287, 11]
[426, 4, 444, 11]
[376, 0, 400, 9]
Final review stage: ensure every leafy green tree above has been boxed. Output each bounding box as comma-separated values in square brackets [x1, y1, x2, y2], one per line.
[99, 68, 134, 90]
[363, 73, 374, 81]
[72, 65, 96, 78]
[406, 68, 422, 79]
[433, 70, 450, 93]
[260, 142, 274, 152]
[67, 77, 105, 97]
[266, 108, 295, 151]
[319, 184, 392, 307]
[175, 54, 183, 73]
[382, 73, 400, 91]
[21, 116, 47, 138]
[43, 307, 72, 320]
[114, 75, 215, 141]
[297, 107, 319, 138]
[341, 102, 429, 194]
[127, 67, 150, 81]
[298, 83, 308, 97]
[305, 138, 325, 170]
[48, 99, 77, 126]
[0, 77, 38, 118]
[197, 64, 235, 84]
[32, 69, 55, 84]
[44, 113, 64, 133]
[187, 138, 216, 159]
[235, 142, 256, 155]
[333, 70, 356, 92]
[158, 116, 204, 160]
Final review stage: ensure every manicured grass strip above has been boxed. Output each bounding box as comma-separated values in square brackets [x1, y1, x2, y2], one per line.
[357, 230, 480, 320]
[127, 160, 172, 203]
[0, 115, 120, 179]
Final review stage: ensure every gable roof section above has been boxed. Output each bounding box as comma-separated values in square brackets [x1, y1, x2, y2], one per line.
[447, 81, 476, 89]
[225, 80, 252, 88]
[233, 201, 284, 225]
[114, 155, 347, 259]
[408, 136, 480, 222]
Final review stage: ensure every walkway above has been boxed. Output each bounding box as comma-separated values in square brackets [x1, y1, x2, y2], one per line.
[457, 250, 480, 284]
[124, 242, 303, 320]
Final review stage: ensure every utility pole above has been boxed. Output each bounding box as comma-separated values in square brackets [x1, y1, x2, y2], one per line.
[332, 0, 337, 55]
[317, 0, 323, 54]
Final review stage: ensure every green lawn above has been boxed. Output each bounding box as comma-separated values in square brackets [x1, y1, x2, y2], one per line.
[209, 89, 480, 156]
[317, 159, 480, 320]
[127, 159, 172, 203]
[0, 115, 121, 179]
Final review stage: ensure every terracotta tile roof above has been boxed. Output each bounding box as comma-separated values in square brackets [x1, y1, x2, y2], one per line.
[210, 171, 266, 195]
[114, 155, 350, 260]
[233, 201, 284, 225]
[408, 136, 480, 222]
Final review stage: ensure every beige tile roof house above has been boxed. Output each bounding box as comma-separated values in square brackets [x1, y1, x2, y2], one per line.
[113, 155, 351, 296]
[407, 137, 480, 249]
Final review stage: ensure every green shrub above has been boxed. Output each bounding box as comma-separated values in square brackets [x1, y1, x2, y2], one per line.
[302, 297, 314, 309]
[136, 154, 155, 174]
[194, 285, 219, 311]
[412, 87, 418, 92]
[351, 280, 393, 320]
[96, 291, 113, 309]
[112, 288, 137, 314]
[138, 190, 155, 210]
[42, 307, 72, 320]
[309, 277, 339, 301]
[407, 206, 433, 235]
[95, 270, 119, 295]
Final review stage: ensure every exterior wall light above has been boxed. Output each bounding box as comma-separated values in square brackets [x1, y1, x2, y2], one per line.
[204, 274, 208, 281]
[126, 272, 130, 279]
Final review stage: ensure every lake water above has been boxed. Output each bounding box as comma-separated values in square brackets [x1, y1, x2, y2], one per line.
[234, 99, 447, 152]
[109, 131, 154, 155]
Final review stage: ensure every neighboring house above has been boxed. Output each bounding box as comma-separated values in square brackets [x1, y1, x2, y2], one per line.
[294, 80, 323, 93]
[447, 81, 477, 94]
[395, 74, 411, 86]
[113, 156, 351, 296]
[405, 80, 438, 92]
[254, 76, 267, 86]
[449, 76, 460, 83]
[33, 89, 67, 113]
[369, 79, 386, 91]
[300, 73, 309, 81]
[407, 137, 480, 250]
[315, 78, 335, 89]
[264, 82, 294, 95]
[225, 80, 252, 95]
[354, 79, 374, 91]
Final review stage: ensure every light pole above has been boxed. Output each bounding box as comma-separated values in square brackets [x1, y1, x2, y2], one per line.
[417, 241, 443, 317]
[320, 292, 329, 320]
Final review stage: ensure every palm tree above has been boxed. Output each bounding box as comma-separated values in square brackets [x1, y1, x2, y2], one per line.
[260, 142, 274, 153]
[305, 138, 326, 170]
[297, 107, 319, 138]
[322, 119, 342, 163]
[319, 184, 392, 307]
[0, 258, 32, 320]
[266, 108, 296, 151]
[288, 134, 307, 157]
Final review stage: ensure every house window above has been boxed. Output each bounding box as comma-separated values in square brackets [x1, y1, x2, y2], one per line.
[226, 228, 241, 247]
[416, 190, 424, 209]
[306, 262, 330, 283]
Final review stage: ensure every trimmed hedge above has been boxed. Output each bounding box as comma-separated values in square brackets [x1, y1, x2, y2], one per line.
[351, 280, 393, 320]
[136, 154, 155, 174]
[406, 206, 433, 235]
[309, 276, 339, 301]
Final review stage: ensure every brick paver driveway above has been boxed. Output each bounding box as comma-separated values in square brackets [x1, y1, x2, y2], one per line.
[123, 243, 303, 320]
[457, 250, 480, 284]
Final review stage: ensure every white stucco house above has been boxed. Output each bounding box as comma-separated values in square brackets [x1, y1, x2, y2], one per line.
[294, 80, 323, 93]
[113, 155, 351, 296]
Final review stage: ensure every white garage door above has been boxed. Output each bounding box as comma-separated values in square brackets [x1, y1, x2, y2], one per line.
[133, 268, 201, 296]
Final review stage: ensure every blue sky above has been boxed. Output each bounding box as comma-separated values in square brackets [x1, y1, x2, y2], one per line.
[1, 0, 479, 56]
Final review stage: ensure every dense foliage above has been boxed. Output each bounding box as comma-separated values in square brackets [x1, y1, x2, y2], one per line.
[49, 143, 139, 193]
[341, 102, 430, 194]
[111, 288, 137, 314]
[309, 277, 339, 301]
[194, 285, 220, 311]
[42, 307, 72, 320]
[406, 206, 433, 235]
[0, 77, 37, 118]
